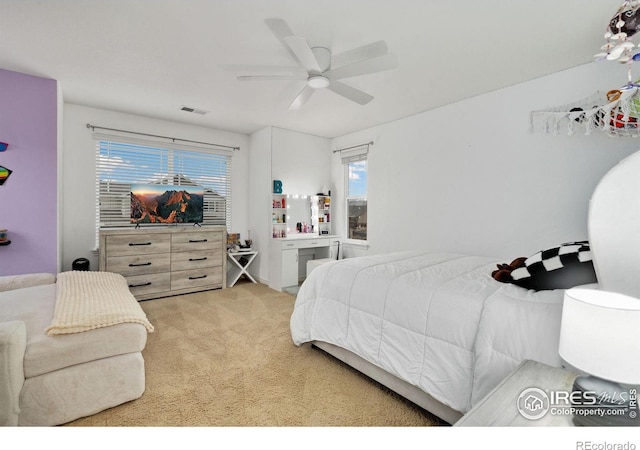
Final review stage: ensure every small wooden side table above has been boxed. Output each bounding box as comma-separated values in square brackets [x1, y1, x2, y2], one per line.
[455, 360, 577, 426]
[227, 250, 258, 287]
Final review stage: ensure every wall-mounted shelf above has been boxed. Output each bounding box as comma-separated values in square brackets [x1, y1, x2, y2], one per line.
[0, 240, 11, 246]
[311, 195, 331, 236]
[272, 193, 288, 238]
[531, 87, 640, 138]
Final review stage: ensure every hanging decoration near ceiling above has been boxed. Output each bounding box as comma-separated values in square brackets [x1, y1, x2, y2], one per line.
[596, 1, 640, 63]
[531, 1, 640, 137]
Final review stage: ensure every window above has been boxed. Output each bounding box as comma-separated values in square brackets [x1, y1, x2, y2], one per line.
[95, 136, 232, 246]
[343, 147, 368, 241]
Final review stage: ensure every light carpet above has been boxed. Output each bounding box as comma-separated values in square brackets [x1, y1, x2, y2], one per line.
[66, 280, 445, 427]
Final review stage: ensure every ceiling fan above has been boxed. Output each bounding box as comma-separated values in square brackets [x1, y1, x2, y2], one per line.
[236, 18, 399, 110]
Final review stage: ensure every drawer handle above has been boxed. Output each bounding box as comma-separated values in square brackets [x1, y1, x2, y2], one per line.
[188, 275, 207, 280]
[189, 239, 208, 243]
[129, 242, 152, 246]
[189, 257, 208, 261]
[129, 262, 152, 267]
[129, 282, 152, 287]
[311, 242, 318, 245]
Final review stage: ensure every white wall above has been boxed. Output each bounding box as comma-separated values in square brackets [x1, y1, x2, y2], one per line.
[247, 126, 331, 283]
[61, 103, 249, 271]
[332, 61, 640, 261]
[272, 127, 331, 195]
[248, 126, 272, 283]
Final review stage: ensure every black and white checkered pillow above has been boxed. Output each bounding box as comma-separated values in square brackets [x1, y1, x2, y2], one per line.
[511, 241, 597, 290]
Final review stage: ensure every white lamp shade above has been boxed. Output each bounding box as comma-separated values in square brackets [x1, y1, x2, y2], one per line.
[559, 288, 640, 385]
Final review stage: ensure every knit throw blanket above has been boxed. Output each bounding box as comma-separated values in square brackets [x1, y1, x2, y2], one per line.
[46, 271, 154, 336]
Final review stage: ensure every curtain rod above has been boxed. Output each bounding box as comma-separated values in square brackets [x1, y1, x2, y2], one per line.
[86, 123, 240, 151]
[332, 141, 374, 153]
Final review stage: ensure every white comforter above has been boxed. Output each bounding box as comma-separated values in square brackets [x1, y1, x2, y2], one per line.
[290, 252, 566, 413]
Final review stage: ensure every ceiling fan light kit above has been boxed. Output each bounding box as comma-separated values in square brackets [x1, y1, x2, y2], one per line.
[236, 18, 399, 109]
[307, 75, 330, 89]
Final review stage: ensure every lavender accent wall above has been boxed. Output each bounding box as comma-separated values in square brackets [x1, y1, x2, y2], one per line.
[0, 69, 57, 275]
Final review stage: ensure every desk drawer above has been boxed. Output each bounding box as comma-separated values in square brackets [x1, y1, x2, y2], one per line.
[171, 232, 222, 253]
[106, 234, 170, 256]
[125, 272, 171, 297]
[281, 239, 329, 250]
[106, 253, 171, 276]
[171, 266, 223, 291]
[172, 249, 222, 271]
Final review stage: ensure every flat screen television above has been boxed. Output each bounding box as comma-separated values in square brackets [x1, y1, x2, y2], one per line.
[130, 184, 204, 224]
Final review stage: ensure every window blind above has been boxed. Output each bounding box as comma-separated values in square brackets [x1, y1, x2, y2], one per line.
[340, 145, 369, 164]
[95, 137, 232, 242]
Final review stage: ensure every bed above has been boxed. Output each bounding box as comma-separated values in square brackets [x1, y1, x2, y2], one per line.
[290, 252, 571, 423]
[290, 149, 640, 425]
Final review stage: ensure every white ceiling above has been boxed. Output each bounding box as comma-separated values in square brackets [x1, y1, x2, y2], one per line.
[0, 0, 622, 138]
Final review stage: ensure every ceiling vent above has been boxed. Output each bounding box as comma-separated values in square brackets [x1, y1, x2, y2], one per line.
[180, 106, 209, 115]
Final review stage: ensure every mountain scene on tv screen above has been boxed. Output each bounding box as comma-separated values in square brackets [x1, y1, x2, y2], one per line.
[131, 188, 203, 224]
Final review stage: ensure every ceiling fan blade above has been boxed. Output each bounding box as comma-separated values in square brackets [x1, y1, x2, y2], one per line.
[222, 64, 305, 75]
[327, 81, 374, 105]
[331, 40, 388, 68]
[237, 75, 307, 81]
[283, 36, 322, 73]
[264, 18, 311, 70]
[325, 53, 399, 80]
[289, 85, 315, 110]
[264, 18, 294, 41]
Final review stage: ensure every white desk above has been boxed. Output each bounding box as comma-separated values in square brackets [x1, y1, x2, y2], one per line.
[227, 250, 258, 287]
[268, 235, 340, 292]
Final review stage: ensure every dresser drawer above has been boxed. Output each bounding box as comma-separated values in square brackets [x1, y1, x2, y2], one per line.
[171, 232, 222, 253]
[171, 266, 223, 291]
[125, 272, 171, 297]
[106, 253, 171, 276]
[171, 249, 222, 271]
[105, 234, 170, 256]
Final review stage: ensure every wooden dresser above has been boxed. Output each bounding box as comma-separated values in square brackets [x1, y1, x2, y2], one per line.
[99, 226, 227, 300]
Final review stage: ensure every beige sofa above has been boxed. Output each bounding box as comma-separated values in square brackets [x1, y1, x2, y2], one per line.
[0, 273, 150, 426]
